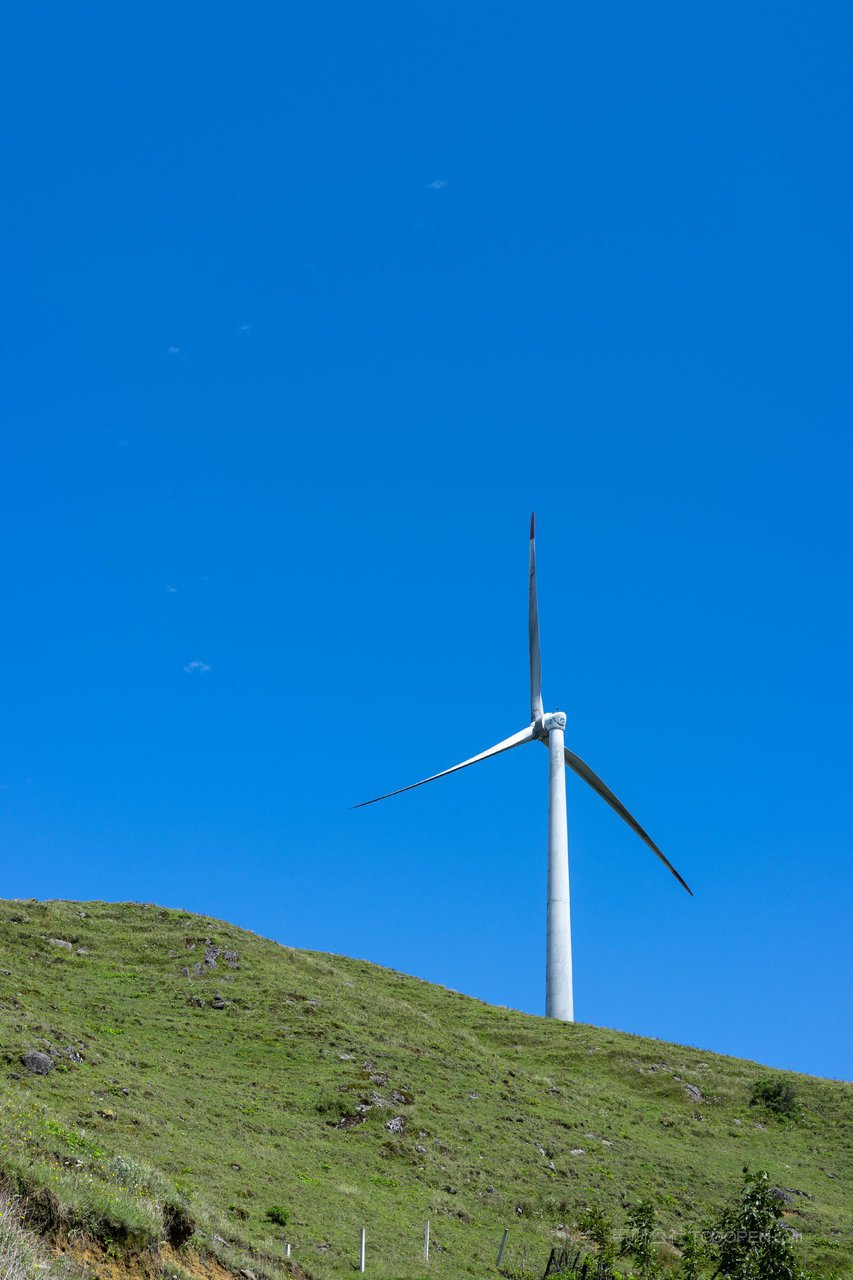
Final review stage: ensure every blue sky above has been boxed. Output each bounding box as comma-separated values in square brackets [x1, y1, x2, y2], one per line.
[1, 2, 851, 1080]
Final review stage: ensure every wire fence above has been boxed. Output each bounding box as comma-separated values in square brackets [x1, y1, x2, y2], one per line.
[281, 1224, 614, 1280]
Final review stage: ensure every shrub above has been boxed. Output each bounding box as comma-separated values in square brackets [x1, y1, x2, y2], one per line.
[315, 1089, 354, 1121]
[749, 1077, 798, 1118]
[577, 1201, 617, 1272]
[621, 1198, 659, 1278]
[264, 1205, 289, 1228]
[709, 1167, 811, 1279]
[677, 1224, 707, 1279]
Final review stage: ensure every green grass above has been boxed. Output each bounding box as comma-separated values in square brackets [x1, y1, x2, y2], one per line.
[0, 899, 850, 1279]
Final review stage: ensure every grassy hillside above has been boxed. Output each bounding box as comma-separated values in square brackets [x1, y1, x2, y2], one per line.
[0, 899, 849, 1280]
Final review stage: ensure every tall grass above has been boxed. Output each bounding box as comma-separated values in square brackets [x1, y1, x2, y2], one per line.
[0, 1192, 78, 1280]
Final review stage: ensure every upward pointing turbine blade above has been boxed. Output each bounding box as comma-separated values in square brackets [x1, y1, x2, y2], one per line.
[529, 513, 544, 724]
[353, 725, 536, 808]
[563, 747, 693, 895]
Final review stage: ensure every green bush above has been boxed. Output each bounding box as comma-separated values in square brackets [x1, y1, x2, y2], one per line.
[750, 1077, 799, 1118]
[315, 1089, 355, 1121]
[264, 1205, 289, 1228]
[677, 1224, 707, 1279]
[577, 1201, 617, 1272]
[621, 1199, 660, 1278]
[709, 1167, 811, 1279]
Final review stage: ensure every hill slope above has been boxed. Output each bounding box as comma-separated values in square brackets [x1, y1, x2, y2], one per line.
[0, 899, 849, 1279]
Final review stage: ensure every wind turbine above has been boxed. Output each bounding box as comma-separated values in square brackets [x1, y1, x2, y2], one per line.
[355, 515, 692, 1022]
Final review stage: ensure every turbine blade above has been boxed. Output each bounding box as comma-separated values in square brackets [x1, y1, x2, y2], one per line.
[529, 513, 544, 723]
[354, 725, 536, 809]
[563, 747, 693, 895]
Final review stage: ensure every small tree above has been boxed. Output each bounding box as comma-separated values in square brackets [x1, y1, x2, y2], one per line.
[577, 1202, 617, 1276]
[677, 1224, 708, 1279]
[620, 1199, 659, 1278]
[709, 1168, 809, 1280]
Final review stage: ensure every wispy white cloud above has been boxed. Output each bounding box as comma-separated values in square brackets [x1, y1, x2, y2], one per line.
[238, 324, 251, 335]
[183, 660, 211, 674]
[166, 585, 178, 594]
[167, 345, 182, 357]
[426, 179, 448, 190]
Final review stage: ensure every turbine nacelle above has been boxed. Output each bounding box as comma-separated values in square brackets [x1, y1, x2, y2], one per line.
[535, 710, 566, 739]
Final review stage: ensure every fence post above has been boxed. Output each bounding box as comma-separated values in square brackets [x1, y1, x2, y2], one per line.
[497, 1229, 508, 1267]
[285, 1243, 291, 1260]
[359, 1228, 366, 1273]
[424, 1219, 430, 1262]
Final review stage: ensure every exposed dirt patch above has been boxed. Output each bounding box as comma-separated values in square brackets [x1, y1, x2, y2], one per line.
[52, 1239, 279, 1280]
[24, 1186, 63, 1233]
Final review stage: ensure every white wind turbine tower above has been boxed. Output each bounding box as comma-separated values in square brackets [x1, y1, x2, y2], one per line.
[355, 515, 692, 1022]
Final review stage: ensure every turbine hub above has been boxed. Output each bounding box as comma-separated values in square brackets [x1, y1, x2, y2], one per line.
[537, 711, 566, 736]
